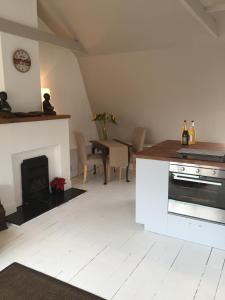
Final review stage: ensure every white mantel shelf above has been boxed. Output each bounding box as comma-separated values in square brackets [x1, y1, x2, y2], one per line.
[0, 114, 70, 124]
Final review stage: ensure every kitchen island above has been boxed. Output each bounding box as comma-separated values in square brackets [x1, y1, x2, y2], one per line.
[136, 140, 225, 250]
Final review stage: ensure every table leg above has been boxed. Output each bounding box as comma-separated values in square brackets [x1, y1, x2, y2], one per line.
[91, 144, 97, 175]
[92, 145, 95, 154]
[126, 148, 131, 182]
[126, 167, 130, 182]
[93, 165, 96, 175]
[102, 149, 107, 185]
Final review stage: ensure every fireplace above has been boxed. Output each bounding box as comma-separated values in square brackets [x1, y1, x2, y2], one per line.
[0, 117, 71, 216]
[21, 156, 50, 206]
[5, 152, 86, 226]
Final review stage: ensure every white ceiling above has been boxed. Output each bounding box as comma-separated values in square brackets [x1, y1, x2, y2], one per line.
[38, 0, 225, 55]
[200, 0, 225, 7]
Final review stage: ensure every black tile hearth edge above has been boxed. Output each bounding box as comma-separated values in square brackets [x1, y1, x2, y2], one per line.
[6, 188, 86, 226]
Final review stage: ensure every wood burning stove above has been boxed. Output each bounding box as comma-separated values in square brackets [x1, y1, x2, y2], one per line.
[21, 156, 50, 206]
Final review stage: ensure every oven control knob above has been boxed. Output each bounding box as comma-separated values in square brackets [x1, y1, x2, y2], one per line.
[212, 170, 217, 176]
[180, 167, 185, 172]
[196, 169, 200, 174]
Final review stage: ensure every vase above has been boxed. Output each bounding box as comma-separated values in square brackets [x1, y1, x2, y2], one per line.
[102, 125, 108, 140]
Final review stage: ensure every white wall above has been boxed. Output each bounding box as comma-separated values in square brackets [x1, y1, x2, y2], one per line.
[0, 37, 4, 90]
[0, 33, 42, 112]
[78, 41, 225, 144]
[0, 0, 42, 112]
[39, 20, 98, 175]
[39, 21, 98, 147]
[0, 0, 37, 27]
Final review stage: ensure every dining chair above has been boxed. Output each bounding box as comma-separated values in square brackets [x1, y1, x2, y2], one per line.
[74, 131, 103, 184]
[132, 127, 146, 152]
[131, 127, 146, 169]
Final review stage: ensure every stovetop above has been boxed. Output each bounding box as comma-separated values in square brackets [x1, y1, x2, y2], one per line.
[176, 148, 225, 162]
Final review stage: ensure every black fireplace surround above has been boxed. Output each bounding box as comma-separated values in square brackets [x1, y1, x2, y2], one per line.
[21, 156, 50, 206]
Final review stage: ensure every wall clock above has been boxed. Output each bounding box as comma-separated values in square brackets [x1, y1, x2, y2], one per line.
[13, 49, 31, 73]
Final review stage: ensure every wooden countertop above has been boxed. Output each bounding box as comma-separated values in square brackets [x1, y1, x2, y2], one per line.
[136, 140, 225, 169]
[0, 114, 70, 124]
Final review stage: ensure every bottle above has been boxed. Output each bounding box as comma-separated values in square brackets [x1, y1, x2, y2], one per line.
[181, 120, 189, 145]
[189, 120, 196, 145]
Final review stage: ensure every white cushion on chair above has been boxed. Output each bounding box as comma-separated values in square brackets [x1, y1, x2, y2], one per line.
[87, 154, 103, 165]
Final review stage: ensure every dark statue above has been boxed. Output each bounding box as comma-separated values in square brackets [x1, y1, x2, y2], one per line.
[0, 91, 12, 113]
[0, 201, 7, 231]
[42, 93, 56, 115]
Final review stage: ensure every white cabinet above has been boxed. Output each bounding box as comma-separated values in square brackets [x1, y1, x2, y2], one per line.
[136, 158, 169, 234]
[136, 158, 225, 250]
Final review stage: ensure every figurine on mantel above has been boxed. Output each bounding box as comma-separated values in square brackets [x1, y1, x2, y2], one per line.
[0, 91, 12, 117]
[42, 93, 56, 115]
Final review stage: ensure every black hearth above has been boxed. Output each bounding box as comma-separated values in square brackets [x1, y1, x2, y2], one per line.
[21, 156, 50, 206]
[6, 188, 86, 225]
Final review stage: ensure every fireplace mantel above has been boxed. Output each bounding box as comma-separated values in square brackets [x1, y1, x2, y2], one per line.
[0, 114, 70, 124]
[0, 117, 71, 215]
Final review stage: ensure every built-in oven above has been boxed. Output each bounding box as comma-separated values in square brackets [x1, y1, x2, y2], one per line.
[168, 162, 225, 224]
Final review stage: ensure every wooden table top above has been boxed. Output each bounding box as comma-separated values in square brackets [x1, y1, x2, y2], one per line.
[92, 140, 128, 147]
[136, 140, 225, 169]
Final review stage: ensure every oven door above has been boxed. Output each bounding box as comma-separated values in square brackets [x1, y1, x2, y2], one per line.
[168, 172, 225, 224]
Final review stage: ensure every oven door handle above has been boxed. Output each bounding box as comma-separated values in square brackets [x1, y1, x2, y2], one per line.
[173, 175, 222, 186]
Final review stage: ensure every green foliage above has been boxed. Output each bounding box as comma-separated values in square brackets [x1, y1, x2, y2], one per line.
[92, 112, 118, 125]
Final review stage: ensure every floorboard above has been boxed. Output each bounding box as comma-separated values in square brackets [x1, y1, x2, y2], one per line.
[0, 173, 225, 299]
[194, 248, 225, 300]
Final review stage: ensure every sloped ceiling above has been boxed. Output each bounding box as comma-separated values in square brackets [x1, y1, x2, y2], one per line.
[200, 0, 225, 6]
[38, 0, 225, 55]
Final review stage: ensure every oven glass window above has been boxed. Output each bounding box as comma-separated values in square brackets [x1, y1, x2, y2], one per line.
[169, 172, 225, 210]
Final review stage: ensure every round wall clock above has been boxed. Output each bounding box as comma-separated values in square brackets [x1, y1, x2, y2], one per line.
[13, 49, 31, 73]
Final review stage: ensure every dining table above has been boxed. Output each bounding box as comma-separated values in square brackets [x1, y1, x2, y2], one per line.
[90, 139, 132, 185]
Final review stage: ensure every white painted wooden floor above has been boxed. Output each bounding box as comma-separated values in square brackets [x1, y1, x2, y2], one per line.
[1, 173, 225, 300]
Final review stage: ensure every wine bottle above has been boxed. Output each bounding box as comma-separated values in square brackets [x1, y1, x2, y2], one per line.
[189, 120, 196, 145]
[181, 120, 189, 145]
